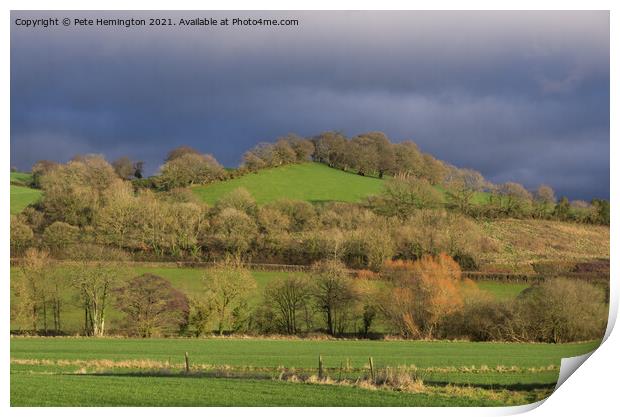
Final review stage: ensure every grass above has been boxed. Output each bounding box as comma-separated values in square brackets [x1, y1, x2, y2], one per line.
[10, 184, 42, 214]
[477, 281, 529, 300]
[10, 171, 33, 185]
[479, 219, 610, 268]
[10, 337, 600, 406]
[10, 372, 506, 406]
[192, 162, 385, 205]
[10, 337, 599, 368]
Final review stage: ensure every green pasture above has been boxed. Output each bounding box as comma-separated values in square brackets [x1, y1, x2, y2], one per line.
[10, 184, 41, 214]
[10, 337, 599, 406]
[192, 162, 385, 205]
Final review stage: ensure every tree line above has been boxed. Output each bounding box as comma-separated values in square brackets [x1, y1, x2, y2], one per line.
[12, 248, 607, 343]
[23, 132, 609, 225]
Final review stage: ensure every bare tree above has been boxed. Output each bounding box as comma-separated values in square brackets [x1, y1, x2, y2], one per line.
[66, 245, 129, 336]
[312, 259, 359, 336]
[115, 274, 189, 337]
[263, 275, 312, 334]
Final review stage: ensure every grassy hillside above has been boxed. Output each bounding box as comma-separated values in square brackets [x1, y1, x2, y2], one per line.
[10, 172, 41, 214]
[479, 219, 610, 268]
[10, 185, 41, 215]
[10, 171, 33, 186]
[192, 162, 385, 205]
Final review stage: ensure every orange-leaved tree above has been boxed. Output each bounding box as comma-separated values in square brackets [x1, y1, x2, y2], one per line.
[381, 253, 465, 338]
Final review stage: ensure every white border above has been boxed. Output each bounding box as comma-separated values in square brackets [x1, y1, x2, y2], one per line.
[2, 2, 616, 416]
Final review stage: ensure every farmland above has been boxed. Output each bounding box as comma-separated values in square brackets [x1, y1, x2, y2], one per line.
[10, 337, 600, 406]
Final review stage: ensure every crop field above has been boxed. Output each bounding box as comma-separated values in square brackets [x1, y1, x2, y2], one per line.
[192, 162, 385, 204]
[10, 265, 529, 334]
[10, 337, 600, 406]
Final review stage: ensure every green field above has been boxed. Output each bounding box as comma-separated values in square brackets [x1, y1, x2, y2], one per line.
[10, 184, 42, 214]
[11, 265, 529, 334]
[10, 171, 33, 185]
[192, 162, 385, 204]
[477, 281, 529, 300]
[10, 337, 599, 406]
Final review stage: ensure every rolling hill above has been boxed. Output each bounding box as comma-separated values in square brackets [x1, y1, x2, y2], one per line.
[10, 172, 41, 215]
[192, 162, 385, 205]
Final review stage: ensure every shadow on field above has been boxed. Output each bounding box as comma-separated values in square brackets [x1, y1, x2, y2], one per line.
[68, 370, 556, 393]
[422, 380, 556, 392]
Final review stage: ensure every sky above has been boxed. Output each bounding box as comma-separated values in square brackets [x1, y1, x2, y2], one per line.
[10, 11, 609, 200]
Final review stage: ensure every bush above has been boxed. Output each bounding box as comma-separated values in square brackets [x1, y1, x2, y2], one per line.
[10, 215, 34, 255]
[515, 278, 607, 343]
[43, 221, 80, 252]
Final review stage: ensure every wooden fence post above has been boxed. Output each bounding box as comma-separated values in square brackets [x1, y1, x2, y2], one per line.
[318, 354, 324, 379]
[185, 351, 190, 373]
[369, 356, 375, 383]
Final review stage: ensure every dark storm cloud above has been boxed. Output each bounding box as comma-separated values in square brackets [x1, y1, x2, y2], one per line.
[10, 10, 609, 200]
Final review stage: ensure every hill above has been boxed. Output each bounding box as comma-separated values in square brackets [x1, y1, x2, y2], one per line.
[10, 172, 41, 214]
[192, 162, 385, 205]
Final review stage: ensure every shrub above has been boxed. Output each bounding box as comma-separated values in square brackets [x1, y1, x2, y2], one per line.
[10, 215, 34, 255]
[43, 221, 80, 253]
[515, 278, 607, 343]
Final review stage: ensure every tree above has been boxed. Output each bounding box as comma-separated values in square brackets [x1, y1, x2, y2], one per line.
[393, 141, 424, 177]
[95, 181, 139, 249]
[283, 134, 314, 162]
[43, 221, 80, 253]
[373, 174, 443, 218]
[380, 254, 465, 339]
[189, 296, 212, 337]
[210, 208, 257, 256]
[12, 248, 67, 334]
[31, 160, 59, 188]
[516, 278, 607, 343]
[422, 154, 447, 185]
[214, 187, 257, 216]
[66, 245, 129, 336]
[39, 154, 119, 226]
[498, 182, 533, 216]
[591, 199, 610, 225]
[311, 131, 348, 168]
[270, 199, 317, 232]
[349, 136, 379, 176]
[272, 139, 297, 165]
[202, 258, 257, 334]
[12, 249, 48, 332]
[157, 153, 225, 190]
[263, 275, 312, 334]
[553, 196, 571, 221]
[312, 259, 359, 335]
[115, 274, 189, 337]
[533, 185, 556, 218]
[165, 145, 201, 162]
[112, 156, 135, 180]
[10, 215, 34, 255]
[133, 160, 144, 179]
[358, 132, 395, 178]
[445, 168, 485, 213]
